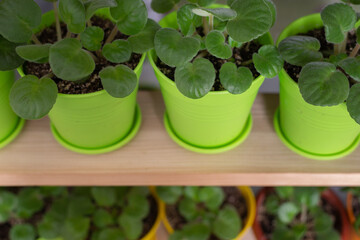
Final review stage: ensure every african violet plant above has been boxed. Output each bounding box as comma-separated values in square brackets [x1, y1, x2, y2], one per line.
[157, 186, 243, 240]
[264, 187, 339, 240]
[0, 0, 159, 120]
[152, 0, 283, 99]
[278, 0, 360, 124]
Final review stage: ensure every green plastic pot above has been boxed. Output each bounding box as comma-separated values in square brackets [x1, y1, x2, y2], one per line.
[0, 71, 25, 149]
[275, 14, 360, 160]
[148, 10, 272, 154]
[18, 9, 144, 154]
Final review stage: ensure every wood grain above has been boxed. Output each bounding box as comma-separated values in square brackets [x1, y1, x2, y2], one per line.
[0, 91, 359, 186]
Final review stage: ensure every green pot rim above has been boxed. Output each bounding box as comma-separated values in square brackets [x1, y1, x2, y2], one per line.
[0, 118, 26, 149]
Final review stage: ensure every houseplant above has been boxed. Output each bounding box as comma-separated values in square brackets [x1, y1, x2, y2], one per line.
[0, 0, 159, 154]
[253, 187, 351, 240]
[148, 0, 282, 153]
[345, 187, 360, 240]
[156, 186, 256, 240]
[0, 186, 162, 240]
[275, 0, 360, 160]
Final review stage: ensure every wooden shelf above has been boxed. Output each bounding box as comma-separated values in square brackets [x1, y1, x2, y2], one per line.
[1, 91, 360, 186]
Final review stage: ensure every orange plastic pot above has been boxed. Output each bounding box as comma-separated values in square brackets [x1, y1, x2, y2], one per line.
[346, 193, 360, 240]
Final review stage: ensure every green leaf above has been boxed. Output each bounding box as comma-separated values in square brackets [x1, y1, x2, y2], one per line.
[10, 75, 58, 120]
[175, 58, 215, 99]
[317, 229, 341, 240]
[118, 214, 142, 240]
[102, 40, 131, 64]
[110, 0, 148, 35]
[253, 45, 283, 78]
[83, 0, 118, 20]
[128, 19, 161, 54]
[278, 36, 323, 67]
[342, 0, 360, 4]
[128, 187, 150, 197]
[292, 224, 307, 240]
[0, 191, 17, 223]
[80, 26, 104, 51]
[219, 62, 253, 94]
[338, 57, 360, 82]
[321, 3, 357, 44]
[0, 0, 41, 43]
[68, 196, 95, 217]
[98, 228, 125, 240]
[357, 27, 360, 43]
[169, 231, 185, 240]
[314, 211, 333, 233]
[272, 224, 304, 240]
[263, 0, 276, 27]
[178, 4, 202, 36]
[347, 83, 360, 124]
[184, 187, 200, 201]
[49, 38, 95, 81]
[91, 187, 117, 207]
[299, 62, 349, 106]
[154, 28, 200, 67]
[213, 205, 241, 240]
[227, 0, 272, 43]
[264, 195, 279, 215]
[328, 53, 348, 65]
[99, 65, 137, 98]
[16, 44, 51, 64]
[16, 188, 44, 219]
[181, 223, 211, 240]
[93, 209, 114, 228]
[193, 7, 237, 21]
[277, 202, 300, 224]
[198, 187, 224, 211]
[156, 187, 183, 204]
[151, 0, 179, 13]
[10, 224, 35, 240]
[123, 194, 149, 219]
[192, 0, 216, 7]
[59, 0, 86, 34]
[179, 198, 198, 221]
[275, 187, 294, 199]
[205, 30, 232, 59]
[0, 35, 24, 71]
[228, 36, 242, 48]
[61, 217, 90, 240]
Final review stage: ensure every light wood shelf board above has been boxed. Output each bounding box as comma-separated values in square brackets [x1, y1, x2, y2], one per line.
[0, 91, 359, 186]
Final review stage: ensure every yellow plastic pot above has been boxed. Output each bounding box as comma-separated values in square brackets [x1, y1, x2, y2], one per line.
[159, 186, 256, 239]
[275, 14, 360, 160]
[149, 10, 272, 154]
[18, 9, 144, 154]
[0, 71, 25, 149]
[141, 188, 163, 240]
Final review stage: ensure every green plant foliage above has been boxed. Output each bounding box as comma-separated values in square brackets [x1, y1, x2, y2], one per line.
[347, 83, 360, 124]
[213, 205, 241, 239]
[83, 0, 118, 20]
[156, 187, 183, 204]
[151, 0, 180, 13]
[0, 35, 24, 71]
[80, 27, 104, 51]
[59, 0, 86, 34]
[205, 30, 232, 59]
[278, 202, 300, 224]
[93, 209, 114, 228]
[342, 0, 360, 4]
[102, 40, 132, 64]
[0, 191, 17, 223]
[128, 19, 161, 54]
[253, 45, 283, 78]
[170, 223, 211, 240]
[15, 44, 51, 64]
[10, 224, 35, 240]
[219, 62, 253, 94]
[194, 7, 237, 21]
[91, 187, 117, 207]
[263, 0, 277, 27]
[338, 57, 360, 82]
[178, 4, 202, 36]
[98, 228, 125, 240]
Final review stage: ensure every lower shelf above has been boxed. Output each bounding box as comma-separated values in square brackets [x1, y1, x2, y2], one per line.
[0, 91, 359, 186]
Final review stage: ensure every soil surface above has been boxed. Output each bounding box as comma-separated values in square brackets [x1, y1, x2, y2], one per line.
[284, 27, 359, 82]
[258, 190, 342, 240]
[166, 187, 248, 240]
[24, 16, 141, 94]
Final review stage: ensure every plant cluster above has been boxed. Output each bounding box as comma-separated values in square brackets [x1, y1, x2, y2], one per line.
[0, 186, 153, 240]
[156, 186, 243, 240]
[152, 0, 283, 99]
[278, 0, 360, 124]
[264, 187, 339, 240]
[0, 0, 159, 120]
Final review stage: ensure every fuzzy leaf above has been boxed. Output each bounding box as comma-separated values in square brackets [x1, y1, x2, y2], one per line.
[317, 229, 341, 240]
[227, 0, 272, 43]
[93, 209, 114, 228]
[50, 38, 95, 81]
[220, 62, 253, 94]
[16, 44, 51, 64]
[123, 194, 149, 220]
[213, 205, 241, 239]
[83, 0, 118, 20]
[98, 229, 125, 240]
[193, 7, 237, 21]
[61, 217, 90, 240]
[156, 187, 182, 204]
[110, 0, 148, 35]
[253, 45, 283, 78]
[178, 4, 202, 36]
[314, 211, 333, 233]
[0, 191, 17, 223]
[198, 187, 224, 211]
[278, 202, 300, 224]
[184, 187, 200, 201]
[10, 76, 58, 120]
[205, 30, 232, 59]
[264, 0, 276, 27]
[59, 0, 86, 34]
[118, 214, 142, 240]
[179, 198, 198, 221]
[278, 36, 323, 67]
[151, 0, 180, 13]
[80, 26, 104, 51]
[299, 62, 349, 106]
[265, 195, 279, 215]
[338, 57, 360, 82]
[342, 0, 360, 4]
[0, 35, 24, 71]
[99, 65, 137, 98]
[347, 83, 360, 124]
[175, 58, 215, 99]
[102, 40, 132, 64]
[154, 28, 200, 67]
[321, 3, 357, 44]
[91, 187, 117, 207]
[179, 223, 211, 240]
[275, 187, 294, 199]
[128, 19, 160, 54]
[16, 188, 44, 219]
[68, 196, 95, 218]
[0, 0, 41, 43]
[10, 224, 35, 240]
[272, 224, 305, 240]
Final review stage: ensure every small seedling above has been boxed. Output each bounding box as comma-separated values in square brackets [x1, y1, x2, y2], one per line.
[264, 187, 340, 240]
[156, 186, 242, 240]
[152, 0, 283, 99]
[0, 0, 159, 120]
[278, 1, 360, 124]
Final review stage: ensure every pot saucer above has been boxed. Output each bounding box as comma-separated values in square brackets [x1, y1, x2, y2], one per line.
[163, 112, 252, 154]
[274, 108, 360, 160]
[50, 105, 141, 155]
[0, 118, 25, 149]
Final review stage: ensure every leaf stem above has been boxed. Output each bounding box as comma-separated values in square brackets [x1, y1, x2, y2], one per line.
[53, 2, 62, 41]
[300, 204, 307, 224]
[202, 17, 210, 35]
[87, 20, 92, 27]
[350, 43, 360, 58]
[209, 15, 214, 32]
[31, 34, 41, 45]
[41, 72, 54, 79]
[335, 36, 348, 55]
[241, 59, 253, 66]
[65, 29, 72, 38]
[86, 50, 98, 62]
[105, 25, 118, 44]
[194, 50, 207, 60]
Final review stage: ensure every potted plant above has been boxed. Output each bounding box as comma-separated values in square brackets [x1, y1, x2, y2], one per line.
[0, 0, 159, 154]
[253, 187, 351, 240]
[344, 187, 360, 240]
[148, 0, 282, 153]
[156, 186, 256, 240]
[275, 0, 360, 160]
[0, 186, 162, 240]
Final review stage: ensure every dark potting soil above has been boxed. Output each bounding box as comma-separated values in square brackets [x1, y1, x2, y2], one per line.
[166, 187, 248, 240]
[156, 40, 262, 92]
[258, 191, 342, 240]
[284, 27, 359, 82]
[24, 16, 142, 95]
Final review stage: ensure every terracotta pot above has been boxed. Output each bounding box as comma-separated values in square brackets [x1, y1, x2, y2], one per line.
[346, 193, 360, 240]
